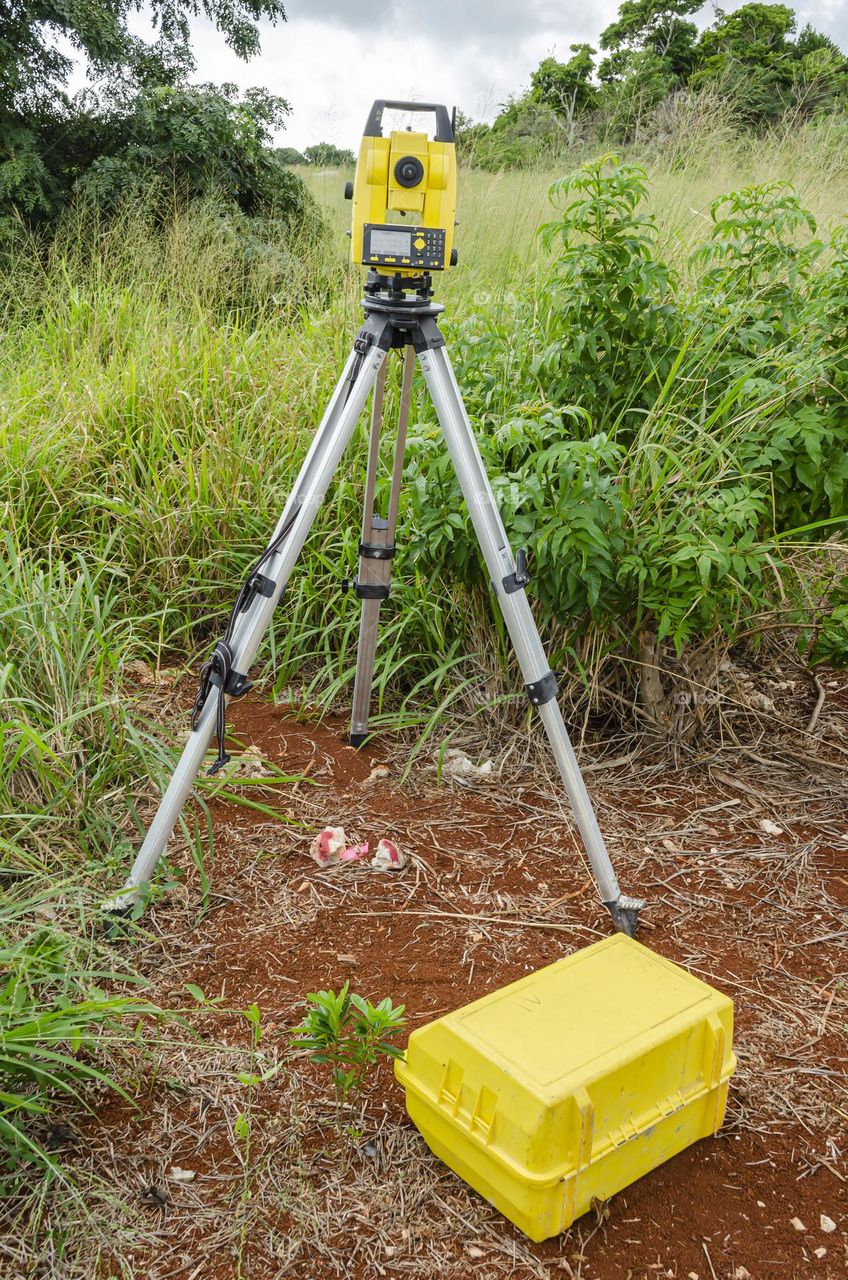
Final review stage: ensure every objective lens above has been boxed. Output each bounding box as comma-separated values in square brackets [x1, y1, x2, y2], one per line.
[394, 156, 425, 188]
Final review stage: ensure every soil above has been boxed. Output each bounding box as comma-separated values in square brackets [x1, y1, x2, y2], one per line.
[72, 695, 848, 1279]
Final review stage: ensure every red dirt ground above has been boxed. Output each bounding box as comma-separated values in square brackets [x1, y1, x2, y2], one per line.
[86, 697, 848, 1280]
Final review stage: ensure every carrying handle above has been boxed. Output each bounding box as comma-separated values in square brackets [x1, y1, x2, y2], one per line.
[363, 100, 454, 143]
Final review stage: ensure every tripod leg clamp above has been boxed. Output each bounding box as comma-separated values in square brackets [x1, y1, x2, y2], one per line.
[238, 572, 277, 613]
[359, 542, 396, 560]
[220, 669, 253, 699]
[354, 579, 390, 600]
[525, 670, 558, 706]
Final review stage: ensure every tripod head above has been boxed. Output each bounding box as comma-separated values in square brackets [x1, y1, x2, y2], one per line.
[344, 100, 458, 289]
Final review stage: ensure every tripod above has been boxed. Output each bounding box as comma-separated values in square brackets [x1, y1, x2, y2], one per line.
[113, 275, 644, 935]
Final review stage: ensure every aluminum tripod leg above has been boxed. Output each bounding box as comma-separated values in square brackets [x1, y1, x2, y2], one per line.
[417, 343, 643, 934]
[108, 336, 389, 910]
[349, 348, 414, 746]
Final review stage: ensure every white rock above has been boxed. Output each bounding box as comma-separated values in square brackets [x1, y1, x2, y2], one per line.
[442, 749, 493, 783]
[790, 1217, 806, 1232]
[815, 1247, 827, 1259]
[820, 1214, 836, 1234]
[170, 1166, 196, 1182]
[759, 818, 784, 836]
[309, 826, 347, 866]
[371, 838, 406, 871]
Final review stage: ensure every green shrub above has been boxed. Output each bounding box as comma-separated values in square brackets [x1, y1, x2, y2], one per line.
[409, 156, 844, 657]
[291, 983, 406, 1107]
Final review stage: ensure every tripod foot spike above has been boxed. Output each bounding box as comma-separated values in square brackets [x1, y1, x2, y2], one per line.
[605, 895, 646, 938]
[349, 732, 370, 748]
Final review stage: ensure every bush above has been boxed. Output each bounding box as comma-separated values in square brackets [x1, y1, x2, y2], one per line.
[1, 84, 322, 261]
[409, 156, 846, 665]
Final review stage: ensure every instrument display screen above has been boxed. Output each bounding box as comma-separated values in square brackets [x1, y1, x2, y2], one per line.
[369, 228, 412, 256]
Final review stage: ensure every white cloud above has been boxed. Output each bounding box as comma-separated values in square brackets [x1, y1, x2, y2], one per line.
[66, 0, 848, 151]
[186, 7, 618, 150]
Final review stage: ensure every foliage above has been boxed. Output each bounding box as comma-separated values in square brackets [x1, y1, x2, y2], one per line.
[291, 984, 406, 1105]
[599, 49, 679, 141]
[1, 0, 286, 110]
[276, 145, 307, 165]
[302, 143, 356, 168]
[530, 47, 598, 140]
[599, 0, 701, 81]
[459, 98, 568, 170]
[0, 0, 309, 237]
[459, 0, 847, 168]
[408, 154, 845, 655]
[538, 155, 677, 420]
[0, 890, 156, 1173]
[78, 86, 313, 222]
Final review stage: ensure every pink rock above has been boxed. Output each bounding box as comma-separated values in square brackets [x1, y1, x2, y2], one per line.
[340, 841, 369, 862]
[309, 826, 347, 866]
[371, 838, 406, 871]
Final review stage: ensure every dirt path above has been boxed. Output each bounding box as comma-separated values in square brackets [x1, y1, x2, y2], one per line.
[82, 699, 848, 1279]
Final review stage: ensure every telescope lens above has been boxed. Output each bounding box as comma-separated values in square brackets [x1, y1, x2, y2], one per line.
[394, 156, 425, 188]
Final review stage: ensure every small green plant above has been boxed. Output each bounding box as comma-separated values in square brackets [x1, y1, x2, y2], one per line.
[291, 982, 406, 1106]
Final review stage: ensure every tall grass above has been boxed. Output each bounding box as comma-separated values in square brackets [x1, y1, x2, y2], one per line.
[2, 126, 846, 758]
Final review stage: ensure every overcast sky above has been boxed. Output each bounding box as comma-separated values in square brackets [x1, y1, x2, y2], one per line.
[130, 0, 848, 149]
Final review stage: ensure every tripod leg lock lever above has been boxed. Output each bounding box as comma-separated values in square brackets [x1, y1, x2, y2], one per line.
[525, 670, 558, 707]
[502, 548, 530, 595]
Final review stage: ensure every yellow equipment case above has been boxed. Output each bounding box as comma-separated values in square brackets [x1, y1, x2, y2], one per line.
[395, 935, 735, 1241]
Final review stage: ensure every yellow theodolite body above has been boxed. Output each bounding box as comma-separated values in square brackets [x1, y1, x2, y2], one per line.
[348, 100, 457, 276]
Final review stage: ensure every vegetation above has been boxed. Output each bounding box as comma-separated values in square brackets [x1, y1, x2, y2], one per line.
[1, 0, 847, 1267]
[0, 0, 313, 241]
[277, 143, 357, 168]
[458, 1, 848, 167]
[291, 983, 406, 1107]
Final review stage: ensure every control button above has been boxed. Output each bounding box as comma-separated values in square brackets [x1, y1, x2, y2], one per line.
[413, 236, 425, 250]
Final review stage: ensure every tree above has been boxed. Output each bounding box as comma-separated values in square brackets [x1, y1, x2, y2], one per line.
[302, 143, 356, 168]
[1, 0, 289, 226]
[692, 4, 799, 125]
[599, 49, 677, 141]
[795, 23, 844, 60]
[530, 46, 597, 141]
[276, 145, 306, 166]
[790, 43, 848, 117]
[599, 0, 701, 82]
[75, 85, 310, 218]
[695, 3, 797, 78]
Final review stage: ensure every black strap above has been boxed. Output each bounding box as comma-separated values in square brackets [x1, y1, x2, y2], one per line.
[191, 641, 235, 775]
[345, 331, 373, 404]
[191, 503, 302, 774]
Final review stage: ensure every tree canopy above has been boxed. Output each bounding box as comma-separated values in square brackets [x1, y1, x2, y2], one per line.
[0, 0, 303, 234]
[457, 0, 847, 167]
